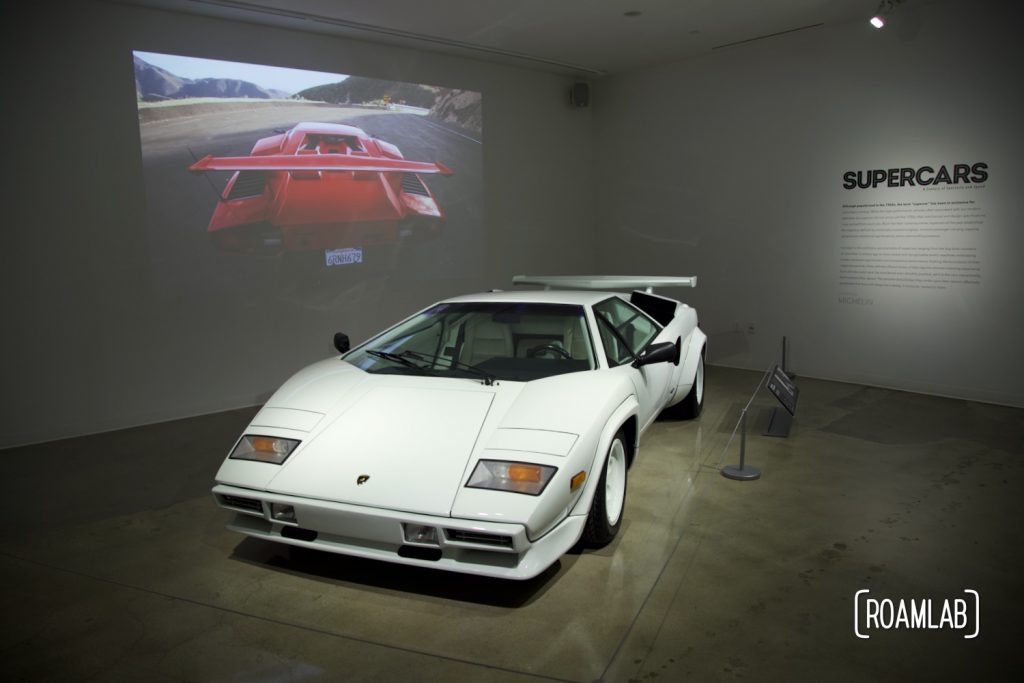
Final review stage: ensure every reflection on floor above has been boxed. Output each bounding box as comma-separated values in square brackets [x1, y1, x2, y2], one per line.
[1, 366, 1021, 681]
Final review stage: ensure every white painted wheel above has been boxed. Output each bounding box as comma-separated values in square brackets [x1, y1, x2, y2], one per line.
[673, 348, 705, 419]
[583, 431, 628, 546]
[604, 438, 627, 527]
[694, 352, 705, 407]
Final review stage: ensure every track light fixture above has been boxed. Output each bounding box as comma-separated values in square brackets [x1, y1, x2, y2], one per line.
[870, 0, 907, 29]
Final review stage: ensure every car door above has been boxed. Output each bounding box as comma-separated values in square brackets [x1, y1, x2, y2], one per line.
[592, 297, 673, 430]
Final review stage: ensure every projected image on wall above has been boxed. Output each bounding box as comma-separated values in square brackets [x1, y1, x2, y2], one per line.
[134, 51, 483, 298]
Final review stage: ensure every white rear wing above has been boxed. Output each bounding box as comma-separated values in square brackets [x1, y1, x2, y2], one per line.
[512, 275, 697, 294]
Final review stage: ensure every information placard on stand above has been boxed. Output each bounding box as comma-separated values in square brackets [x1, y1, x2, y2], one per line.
[764, 364, 798, 437]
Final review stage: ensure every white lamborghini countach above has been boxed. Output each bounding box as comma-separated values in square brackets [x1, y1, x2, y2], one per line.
[212, 276, 706, 579]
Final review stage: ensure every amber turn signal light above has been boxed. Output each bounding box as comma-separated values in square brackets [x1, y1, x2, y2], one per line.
[508, 464, 542, 483]
[251, 436, 278, 453]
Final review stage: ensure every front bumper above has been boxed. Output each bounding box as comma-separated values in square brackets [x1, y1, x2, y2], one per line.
[212, 484, 583, 580]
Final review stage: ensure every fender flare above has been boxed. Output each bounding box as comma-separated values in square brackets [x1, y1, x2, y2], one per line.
[568, 394, 639, 518]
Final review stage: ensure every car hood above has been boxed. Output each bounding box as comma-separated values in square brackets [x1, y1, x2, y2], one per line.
[262, 367, 497, 516]
[261, 357, 366, 414]
[219, 360, 633, 520]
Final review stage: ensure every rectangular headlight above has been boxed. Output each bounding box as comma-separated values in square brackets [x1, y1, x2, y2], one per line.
[466, 460, 557, 496]
[229, 435, 300, 465]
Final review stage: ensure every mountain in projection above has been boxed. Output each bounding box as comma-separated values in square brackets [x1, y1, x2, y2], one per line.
[297, 76, 482, 134]
[296, 76, 438, 108]
[431, 89, 482, 135]
[134, 55, 289, 101]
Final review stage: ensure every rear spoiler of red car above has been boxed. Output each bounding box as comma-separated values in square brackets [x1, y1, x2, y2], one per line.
[188, 154, 453, 176]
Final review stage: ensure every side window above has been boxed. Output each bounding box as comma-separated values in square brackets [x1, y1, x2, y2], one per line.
[593, 298, 661, 367]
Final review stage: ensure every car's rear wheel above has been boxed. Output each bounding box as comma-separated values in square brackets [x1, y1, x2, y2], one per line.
[583, 431, 628, 546]
[666, 348, 704, 419]
[682, 350, 705, 417]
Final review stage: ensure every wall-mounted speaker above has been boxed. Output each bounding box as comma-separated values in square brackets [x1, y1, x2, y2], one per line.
[570, 82, 590, 108]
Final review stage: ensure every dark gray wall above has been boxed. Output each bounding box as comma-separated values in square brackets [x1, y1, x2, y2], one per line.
[0, 2, 595, 446]
[4, 0, 1020, 448]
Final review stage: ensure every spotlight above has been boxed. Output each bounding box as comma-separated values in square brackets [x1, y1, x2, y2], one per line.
[869, 0, 905, 29]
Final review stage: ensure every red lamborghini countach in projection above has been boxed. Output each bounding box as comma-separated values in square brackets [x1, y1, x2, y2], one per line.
[188, 122, 453, 253]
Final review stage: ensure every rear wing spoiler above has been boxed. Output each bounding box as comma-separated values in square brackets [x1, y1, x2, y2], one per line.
[512, 275, 697, 294]
[188, 154, 453, 176]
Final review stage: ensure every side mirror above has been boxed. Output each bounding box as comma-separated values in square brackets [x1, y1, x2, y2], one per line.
[333, 333, 350, 354]
[632, 340, 679, 368]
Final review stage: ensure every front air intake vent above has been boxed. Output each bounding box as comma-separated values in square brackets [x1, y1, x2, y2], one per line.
[226, 171, 266, 199]
[220, 494, 263, 514]
[445, 529, 514, 548]
[400, 173, 430, 196]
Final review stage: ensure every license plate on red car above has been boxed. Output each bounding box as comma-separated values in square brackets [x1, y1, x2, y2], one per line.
[325, 247, 363, 267]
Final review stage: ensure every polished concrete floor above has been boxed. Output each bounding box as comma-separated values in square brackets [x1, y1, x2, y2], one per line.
[1, 366, 1021, 681]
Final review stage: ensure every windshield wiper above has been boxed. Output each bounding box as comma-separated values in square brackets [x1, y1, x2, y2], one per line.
[400, 350, 497, 386]
[366, 349, 430, 373]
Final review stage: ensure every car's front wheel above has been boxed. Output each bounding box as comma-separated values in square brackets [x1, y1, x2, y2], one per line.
[582, 430, 628, 546]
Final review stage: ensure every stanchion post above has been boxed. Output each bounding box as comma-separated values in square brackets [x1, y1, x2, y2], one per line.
[741, 408, 746, 466]
[722, 407, 762, 481]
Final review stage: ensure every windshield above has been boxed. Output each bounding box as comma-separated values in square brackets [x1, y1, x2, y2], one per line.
[346, 302, 596, 382]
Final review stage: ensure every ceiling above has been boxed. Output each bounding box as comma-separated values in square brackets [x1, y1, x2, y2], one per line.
[122, 0, 889, 77]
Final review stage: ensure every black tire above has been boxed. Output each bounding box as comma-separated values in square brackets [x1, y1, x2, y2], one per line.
[582, 431, 628, 546]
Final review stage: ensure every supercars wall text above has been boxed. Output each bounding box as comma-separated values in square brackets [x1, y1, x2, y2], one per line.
[842, 163, 988, 190]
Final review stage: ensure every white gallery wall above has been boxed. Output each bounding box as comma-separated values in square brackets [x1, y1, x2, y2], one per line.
[593, 0, 1024, 407]
[0, 2, 595, 447]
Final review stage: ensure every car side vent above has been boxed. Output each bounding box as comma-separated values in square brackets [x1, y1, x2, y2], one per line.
[445, 529, 513, 548]
[226, 171, 266, 199]
[220, 494, 263, 514]
[400, 173, 430, 196]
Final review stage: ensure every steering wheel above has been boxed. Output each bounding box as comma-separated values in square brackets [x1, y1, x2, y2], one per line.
[527, 344, 572, 359]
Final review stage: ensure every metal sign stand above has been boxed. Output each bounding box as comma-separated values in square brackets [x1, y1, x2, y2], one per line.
[763, 407, 793, 437]
[782, 335, 793, 378]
